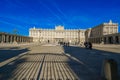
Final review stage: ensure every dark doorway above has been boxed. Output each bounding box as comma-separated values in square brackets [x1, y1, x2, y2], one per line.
[104, 37, 106, 44]
[48, 40, 50, 43]
[115, 36, 119, 44]
[108, 36, 113, 44]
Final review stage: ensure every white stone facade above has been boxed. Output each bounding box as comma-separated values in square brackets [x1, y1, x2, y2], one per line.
[90, 20, 118, 38]
[29, 26, 85, 44]
[85, 20, 120, 44]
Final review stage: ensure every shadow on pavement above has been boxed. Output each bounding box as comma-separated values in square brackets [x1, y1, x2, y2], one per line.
[0, 46, 120, 80]
[0, 53, 85, 80]
[0, 47, 29, 62]
[63, 46, 120, 80]
[0, 57, 28, 80]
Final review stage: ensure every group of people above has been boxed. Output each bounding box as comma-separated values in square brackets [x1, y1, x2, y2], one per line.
[84, 42, 92, 49]
[58, 42, 70, 46]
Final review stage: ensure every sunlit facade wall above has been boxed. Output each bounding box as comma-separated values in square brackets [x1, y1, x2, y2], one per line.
[29, 25, 85, 44]
[85, 20, 120, 44]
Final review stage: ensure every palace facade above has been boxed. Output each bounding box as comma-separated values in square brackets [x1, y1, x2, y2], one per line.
[29, 25, 85, 44]
[29, 20, 120, 44]
[85, 20, 120, 44]
[0, 20, 119, 44]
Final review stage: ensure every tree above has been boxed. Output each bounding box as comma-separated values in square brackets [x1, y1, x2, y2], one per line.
[13, 29, 18, 35]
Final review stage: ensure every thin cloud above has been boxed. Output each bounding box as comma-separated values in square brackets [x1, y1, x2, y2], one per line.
[37, 0, 65, 25]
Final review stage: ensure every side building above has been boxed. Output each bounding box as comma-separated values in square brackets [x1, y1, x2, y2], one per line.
[0, 32, 33, 43]
[85, 20, 120, 44]
[29, 25, 85, 44]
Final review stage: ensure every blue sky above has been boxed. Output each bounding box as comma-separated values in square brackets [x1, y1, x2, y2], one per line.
[0, 0, 120, 36]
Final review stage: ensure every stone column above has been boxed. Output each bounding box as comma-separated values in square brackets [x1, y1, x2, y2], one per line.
[8, 36, 10, 43]
[21, 37, 23, 43]
[25, 38, 26, 42]
[23, 38, 25, 42]
[26, 38, 27, 42]
[13, 36, 17, 44]
[23, 37, 25, 42]
[25, 38, 27, 42]
[20, 37, 22, 43]
[1, 34, 5, 43]
[6, 35, 9, 43]
[10, 36, 13, 43]
[14, 36, 16, 42]
[16, 36, 17, 42]
[18, 37, 20, 43]
[16, 37, 19, 43]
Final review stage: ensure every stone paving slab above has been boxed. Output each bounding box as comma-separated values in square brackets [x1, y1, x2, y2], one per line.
[1, 44, 113, 80]
[0, 53, 80, 80]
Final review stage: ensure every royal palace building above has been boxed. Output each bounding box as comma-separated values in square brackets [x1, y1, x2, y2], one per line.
[29, 25, 85, 44]
[85, 20, 120, 44]
[29, 20, 120, 44]
[0, 20, 119, 44]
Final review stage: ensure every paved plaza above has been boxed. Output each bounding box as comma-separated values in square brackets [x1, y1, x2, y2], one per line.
[0, 43, 120, 80]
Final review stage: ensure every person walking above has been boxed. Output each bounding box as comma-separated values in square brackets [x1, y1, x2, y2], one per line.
[84, 42, 88, 48]
[88, 42, 92, 49]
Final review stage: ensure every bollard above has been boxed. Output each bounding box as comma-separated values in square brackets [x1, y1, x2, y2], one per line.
[101, 59, 118, 80]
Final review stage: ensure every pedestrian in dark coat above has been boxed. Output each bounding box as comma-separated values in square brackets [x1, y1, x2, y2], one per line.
[84, 42, 88, 48]
[88, 42, 92, 49]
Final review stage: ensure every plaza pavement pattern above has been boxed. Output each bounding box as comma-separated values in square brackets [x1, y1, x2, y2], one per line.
[0, 44, 80, 80]
[0, 43, 120, 80]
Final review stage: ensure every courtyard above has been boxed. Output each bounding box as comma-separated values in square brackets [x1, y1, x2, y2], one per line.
[0, 43, 120, 80]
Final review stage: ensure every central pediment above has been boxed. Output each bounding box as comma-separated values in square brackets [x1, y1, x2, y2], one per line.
[55, 25, 64, 30]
